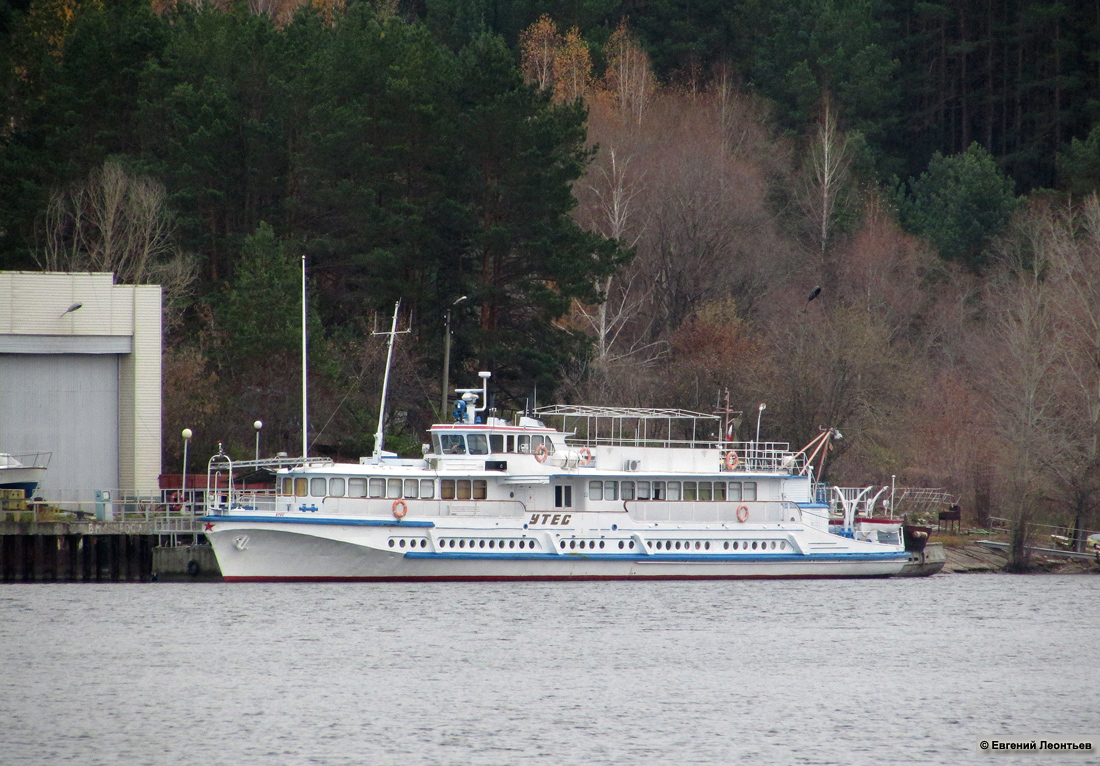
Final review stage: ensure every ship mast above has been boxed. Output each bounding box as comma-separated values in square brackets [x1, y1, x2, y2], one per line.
[372, 300, 410, 460]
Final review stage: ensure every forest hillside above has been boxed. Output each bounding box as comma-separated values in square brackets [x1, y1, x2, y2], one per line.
[3, 0, 1100, 544]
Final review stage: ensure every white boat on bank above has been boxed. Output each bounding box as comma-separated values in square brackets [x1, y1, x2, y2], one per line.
[202, 373, 908, 581]
[0, 452, 50, 497]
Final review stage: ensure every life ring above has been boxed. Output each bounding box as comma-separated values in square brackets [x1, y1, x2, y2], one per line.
[392, 498, 408, 519]
[724, 451, 740, 470]
[578, 447, 592, 466]
[534, 443, 549, 463]
[736, 505, 749, 523]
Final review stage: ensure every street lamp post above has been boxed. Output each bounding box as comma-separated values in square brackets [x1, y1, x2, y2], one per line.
[441, 296, 468, 417]
[181, 428, 192, 532]
[254, 420, 263, 462]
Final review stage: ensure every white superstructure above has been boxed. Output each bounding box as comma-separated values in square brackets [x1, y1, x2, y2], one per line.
[202, 373, 907, 581]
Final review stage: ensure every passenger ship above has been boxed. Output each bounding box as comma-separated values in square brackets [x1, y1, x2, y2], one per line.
[202, 372, 909, 581]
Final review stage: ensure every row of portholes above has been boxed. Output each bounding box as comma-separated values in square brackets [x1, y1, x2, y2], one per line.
[559, 539, 637, 550]
[389, 538, 428, 549]
[644, 539, 788, 551]
[438, 538, 539, 550]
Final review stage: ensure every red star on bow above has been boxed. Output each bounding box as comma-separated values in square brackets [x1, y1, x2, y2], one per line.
[204, 522, 214, 532]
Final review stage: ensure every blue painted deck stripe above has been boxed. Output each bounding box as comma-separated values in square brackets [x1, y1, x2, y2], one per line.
[201, 515, 435, 528]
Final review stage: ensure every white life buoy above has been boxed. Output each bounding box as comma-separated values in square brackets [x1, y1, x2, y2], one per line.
[534, 444, 549, 463]
[737, 505, 749, 523]
[392, 498, 408, 519]
[578, 447, 592, 466]
[725, 451, 740, 471]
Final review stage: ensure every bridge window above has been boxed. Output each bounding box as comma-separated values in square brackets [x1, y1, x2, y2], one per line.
[588, 481, 603, 501]
[348, 478, 367, 497]
[329, 477, 345, 497]
[420, 479, 434, 499]
[368, 478, 384, 498]
[440, 434, 466, 454]
[621, 481, 635, 500]
[517, 435, 530, 453]
[311, 478, 327, 497]
[295, 478, 307, 496]
[281, 478, 292, 495]
[490, 434, 504, 453]
[468, 434, 489, 455]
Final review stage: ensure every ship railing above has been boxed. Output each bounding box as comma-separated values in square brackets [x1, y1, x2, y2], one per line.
[0, 450, 52, 469]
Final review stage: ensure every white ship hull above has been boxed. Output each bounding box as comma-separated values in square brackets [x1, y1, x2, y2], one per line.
[205, 514, 908, 581]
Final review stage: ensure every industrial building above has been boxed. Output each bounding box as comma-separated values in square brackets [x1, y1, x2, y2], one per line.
[0, 272, 162, 505]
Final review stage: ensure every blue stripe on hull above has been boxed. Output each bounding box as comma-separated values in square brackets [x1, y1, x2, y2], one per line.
[202, 515, 434, 528]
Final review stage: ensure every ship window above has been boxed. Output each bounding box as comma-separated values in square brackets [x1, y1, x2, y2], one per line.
[683, 481, 697, 501]
[699, 482, 712, 502]
[506, 435, 515, 452]
[281, 478, 292, 495]
[728, 482, 742, 501]
[457, 480, 472, 500]
[440, 434, 466, 454]
[781, 541, 787, 550]
[667, 481, 681, 501]
[554, 485, 573, 508]
[619, 541, 624, 549]
[652, 481, 665, 500]
[404, 479, 418, 498]
[604, 481, 618, 501]
[473, 480, 487, 500]
[531, 435, 544, 449]
[517, 435, 530, 453]
[387, 479, 402, 499]
[468, 434, 489, 455]
[441, 480, 455, 500]
[420, 479, 434, 499]
[311, 478, 327, 496]
[752, 541, 758, 550]
[349, 478, 367, 498]
[329, 478, 345, 497]
[368, 478, 384, 498]
[294, 478, 307, 496]
[714, 482, 726, 502]
[744, 482, 758, 501]
[621, 481, 635, 500]
[431, 434, 442, 455]
[636, 481, 650, 500]
[490, 435, 504, 453]
[588, 481, 603, 501]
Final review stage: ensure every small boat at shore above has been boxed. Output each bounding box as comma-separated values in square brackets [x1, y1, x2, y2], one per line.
[0, 452, 50, 497]
[202, 373, 909, 581]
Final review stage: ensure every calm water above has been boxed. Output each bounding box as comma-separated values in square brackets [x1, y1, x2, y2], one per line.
[2, 576, 1097, 765]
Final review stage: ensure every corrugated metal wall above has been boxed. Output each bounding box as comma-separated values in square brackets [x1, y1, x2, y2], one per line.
[0, 354, 120, 503]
